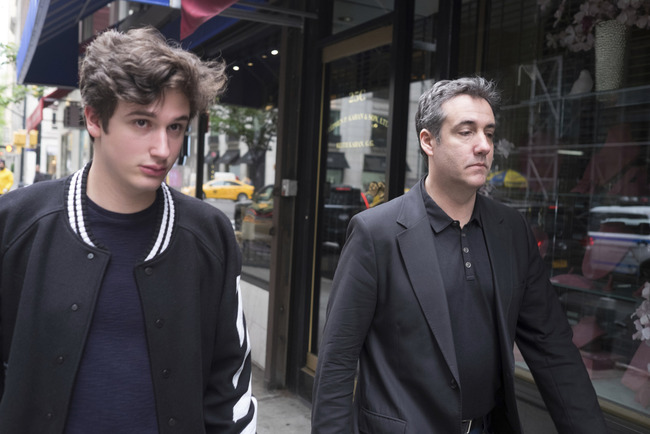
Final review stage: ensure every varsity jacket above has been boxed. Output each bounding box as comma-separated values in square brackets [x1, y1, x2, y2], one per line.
[0, 164, 257, 433]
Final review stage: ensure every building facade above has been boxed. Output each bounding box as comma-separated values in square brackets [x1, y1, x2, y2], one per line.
[241, 1, 650, 432]
[15, 0, 650, 432]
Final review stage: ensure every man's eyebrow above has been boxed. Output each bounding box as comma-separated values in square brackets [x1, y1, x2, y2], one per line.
[125, 110, 190, 122]
[125, 109, 157, 118]
[454, 120, 496, 129]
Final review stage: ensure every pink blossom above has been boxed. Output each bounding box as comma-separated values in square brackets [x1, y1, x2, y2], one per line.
[632, 282, 650, 345]
[539, 0, 650, 51]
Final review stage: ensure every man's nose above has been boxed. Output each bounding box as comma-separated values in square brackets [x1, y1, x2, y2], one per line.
[475, 133, 493, 155]
[150, 129, 171, 158]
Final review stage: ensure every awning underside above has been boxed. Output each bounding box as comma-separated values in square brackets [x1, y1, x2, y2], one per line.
[17, 0, 113, 86]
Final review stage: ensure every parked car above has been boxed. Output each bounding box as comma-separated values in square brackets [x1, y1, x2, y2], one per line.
[322, 185, 369, 248]
[236, 183, 368, 254]
[240, 185, 275, 246]
[582, 205, 650, 282]
[237, 185, 275, 264]
[181, 179, 254, 201]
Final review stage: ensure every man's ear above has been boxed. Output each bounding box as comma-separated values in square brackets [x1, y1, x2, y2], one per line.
[84, 106, 102, 139]
[419, 129, 436, 157]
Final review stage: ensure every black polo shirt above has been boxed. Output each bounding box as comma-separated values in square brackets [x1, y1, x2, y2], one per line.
[420, 180, 502, 419]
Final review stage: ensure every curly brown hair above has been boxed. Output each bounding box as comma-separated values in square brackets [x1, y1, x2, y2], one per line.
[79, 26, 226, 132]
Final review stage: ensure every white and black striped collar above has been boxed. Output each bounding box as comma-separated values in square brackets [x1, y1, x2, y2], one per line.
[65, 162, 176, 261]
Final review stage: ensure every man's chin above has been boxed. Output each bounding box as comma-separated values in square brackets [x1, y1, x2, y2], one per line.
[135, 175, 167, 192]
[469, 176, 488, 189]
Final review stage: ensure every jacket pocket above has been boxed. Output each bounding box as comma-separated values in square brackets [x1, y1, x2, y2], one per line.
[358, 407, 406, 434]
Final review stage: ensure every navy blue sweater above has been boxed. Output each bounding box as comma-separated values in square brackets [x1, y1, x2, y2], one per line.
[65, 199, 158, 433]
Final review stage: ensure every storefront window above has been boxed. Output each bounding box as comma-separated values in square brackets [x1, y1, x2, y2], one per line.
[405, 1, 443, 190]
[175, 105, 278, 286]
[406, 0, 650, 424]
[474, 0, 650, 423]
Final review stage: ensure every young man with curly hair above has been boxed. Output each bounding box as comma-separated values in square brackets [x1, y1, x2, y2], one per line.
[0, 27, 256, 433]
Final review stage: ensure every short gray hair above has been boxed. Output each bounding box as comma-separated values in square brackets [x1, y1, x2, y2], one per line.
[415, 77, 501, 144]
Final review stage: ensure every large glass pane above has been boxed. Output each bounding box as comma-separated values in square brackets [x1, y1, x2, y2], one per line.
[174, 104, 277, 285]
[405, 1, 443, 190]
[312, 44, 391, 356]
[476, 0, 650, 424]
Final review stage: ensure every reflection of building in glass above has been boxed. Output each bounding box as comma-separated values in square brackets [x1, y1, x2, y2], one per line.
[327, 87, 390, 191]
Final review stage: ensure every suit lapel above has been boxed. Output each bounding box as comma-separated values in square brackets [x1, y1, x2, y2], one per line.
[479, 196, 518, 379]
[396, 183, 459, 382]
[479, 196, 515, 316]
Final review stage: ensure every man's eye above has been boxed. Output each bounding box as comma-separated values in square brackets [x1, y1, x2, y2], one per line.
[135, 119, 148, 127]
[169, 124, 183, 131]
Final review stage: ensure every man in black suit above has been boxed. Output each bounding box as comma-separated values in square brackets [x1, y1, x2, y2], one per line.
[311, 77, 608, 434]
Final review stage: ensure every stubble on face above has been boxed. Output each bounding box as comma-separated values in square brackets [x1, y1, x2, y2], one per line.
[428, 95, 495, 199]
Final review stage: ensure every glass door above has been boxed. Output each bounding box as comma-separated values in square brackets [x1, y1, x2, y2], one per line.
[306, 28, 392, 370]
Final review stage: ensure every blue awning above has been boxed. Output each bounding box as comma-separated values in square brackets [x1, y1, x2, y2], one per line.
[17, 0, 312, 88]
[17, 0, 179, 87]
[17, 0, 114, 86]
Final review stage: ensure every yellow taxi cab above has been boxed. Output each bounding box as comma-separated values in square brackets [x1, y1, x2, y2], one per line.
[182, 179, 254, 201]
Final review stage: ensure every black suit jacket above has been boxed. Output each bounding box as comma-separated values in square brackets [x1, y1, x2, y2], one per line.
[312, 181, 607, 434]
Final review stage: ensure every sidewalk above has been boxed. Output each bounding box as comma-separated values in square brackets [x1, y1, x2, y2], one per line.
[252, 365, 312, 433]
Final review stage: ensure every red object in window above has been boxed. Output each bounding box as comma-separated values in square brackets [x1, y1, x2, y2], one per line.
[361, 192, 369, 209]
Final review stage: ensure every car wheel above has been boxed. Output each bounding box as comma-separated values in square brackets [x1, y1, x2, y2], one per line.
[201, 192, 206, 200]
[237, 193, 248, 202]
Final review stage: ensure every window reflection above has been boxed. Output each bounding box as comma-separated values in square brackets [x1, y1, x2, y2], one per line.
[176, 104, 278, 283]
[313, 45, 391, 356]
[240, 184, 275, 267]
[477, 1, 650, 421]
[404, 0, 650, 422]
